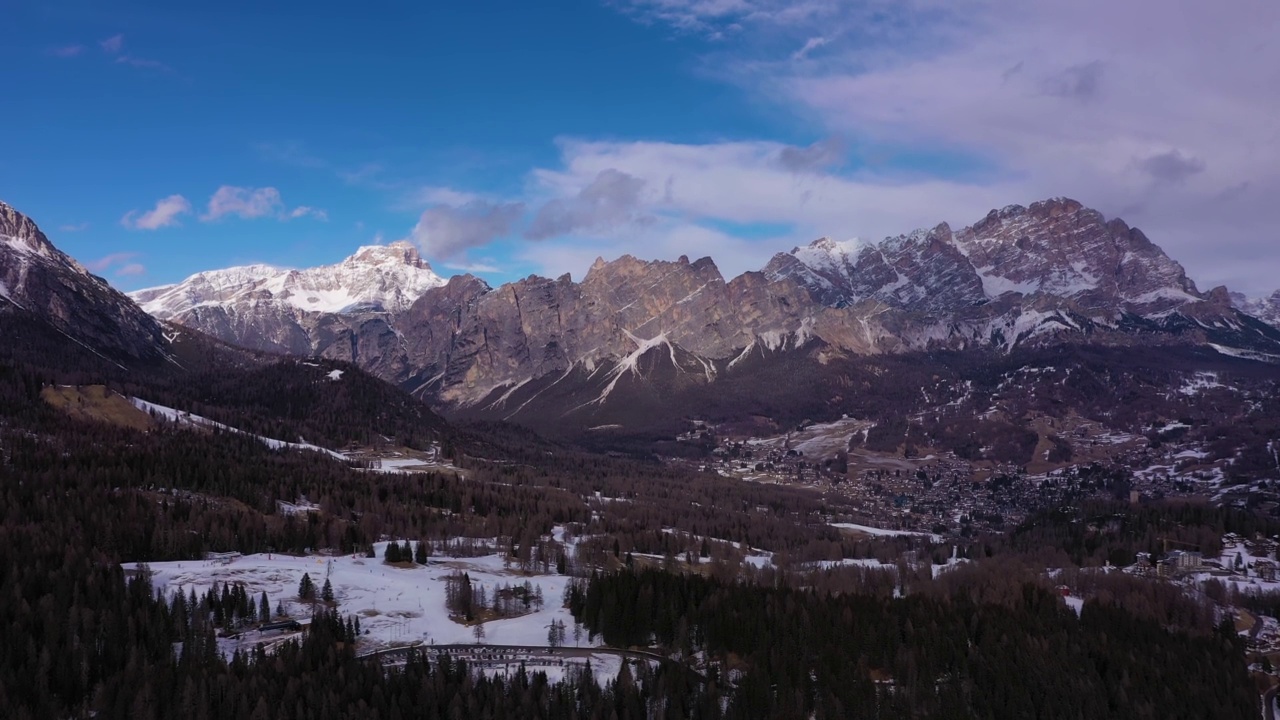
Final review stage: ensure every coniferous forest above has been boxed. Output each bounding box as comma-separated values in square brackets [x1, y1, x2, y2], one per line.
[0, 313, 1266, 719]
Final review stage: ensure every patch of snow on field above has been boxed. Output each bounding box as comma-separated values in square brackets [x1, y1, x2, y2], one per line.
[124, 539, 590, 658]
[1063, 596, 1084, 616]
[832, 523, 941, 542]
[1178, 372, 1227, 396]
[327, 369, 345, 381]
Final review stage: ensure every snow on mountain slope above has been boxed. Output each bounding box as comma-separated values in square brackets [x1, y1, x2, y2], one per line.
[1232, 289, 1280, 330]
[764, 224, 986, 314]
[131, 241, 446, 319]
[951, 198, 1202, 313]
[767, 198, 1205, 318]
[129, 396, 347, 459]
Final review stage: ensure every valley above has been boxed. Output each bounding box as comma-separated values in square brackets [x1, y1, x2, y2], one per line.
[3, 195, 1280, 717]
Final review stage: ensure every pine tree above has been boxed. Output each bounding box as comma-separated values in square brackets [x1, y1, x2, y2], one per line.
[298, 573, 315, 601]
[321, 578, 334, 603]
[415, 539, 428, 564]
[259, 592, 270, 623]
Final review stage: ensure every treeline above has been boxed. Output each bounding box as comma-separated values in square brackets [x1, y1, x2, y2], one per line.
[999, 499, 1280, 567]
[568, 568, 1256, 719]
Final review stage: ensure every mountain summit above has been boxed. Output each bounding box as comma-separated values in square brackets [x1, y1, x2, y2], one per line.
[131, 240, 445, 317]
[766, 198, 1204, 317]
[0, 201, 167, 362]
[126, 241, 446, 356]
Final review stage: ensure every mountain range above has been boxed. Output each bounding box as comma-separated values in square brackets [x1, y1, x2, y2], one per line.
[4, 196, 1280, 441]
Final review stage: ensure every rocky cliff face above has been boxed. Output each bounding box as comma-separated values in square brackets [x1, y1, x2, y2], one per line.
[952, 198, 1202, 313]
[764, 223, 986, 314]
[0, 201, 167, 362]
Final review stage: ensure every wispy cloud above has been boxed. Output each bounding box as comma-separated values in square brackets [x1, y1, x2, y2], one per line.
[115, 55, 174, 72]
[86, 252, 139, 273]
[99, 34, 124, 54]
[254, 141, 329, 169]
[48, 44, 85, 58]
[526, 169, 651, 240]
[408, 199, 525, 259]
[58, 222, 90, 232]
[122, 195, 192, 230]
[791, 36, 828, 61]
[96, 34, 172, 72]
[85, 253, 146, 278]
[201, 185, 327, 223]
[288, 206, 328, 221]
[442, 260, 503, 274]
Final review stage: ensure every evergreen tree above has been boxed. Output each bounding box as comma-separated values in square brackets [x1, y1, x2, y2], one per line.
[415, 539, 428, 564]
[321, 578, 334, 603]
[298, 573, 315, 601]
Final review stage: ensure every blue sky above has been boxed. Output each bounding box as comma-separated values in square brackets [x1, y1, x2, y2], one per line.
[3, 0, 1279, 295]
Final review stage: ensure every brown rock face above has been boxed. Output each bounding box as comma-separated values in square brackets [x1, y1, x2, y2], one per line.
[953, 198, 1202, 314]
[391, 255, 818, 406]
[0, 201, 166, 362]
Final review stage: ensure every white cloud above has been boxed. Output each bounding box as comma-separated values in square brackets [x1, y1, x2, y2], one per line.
[606, 0, 1280, 295]
[116, 263, 146, 277]
[531, 137, 1013, 243]
[201, 186, 325, 222]
[526, 169, 651, 240]
[288, 206, 329, 221]
[516, 218, 788, 283]
[202, 186, 284, 221]
[408, 199, 525, 259]
[59, 222, 90, 232]
[122, 195, 192, 230]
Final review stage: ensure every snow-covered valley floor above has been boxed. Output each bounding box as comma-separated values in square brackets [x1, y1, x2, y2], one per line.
[124, 540, 594, 657]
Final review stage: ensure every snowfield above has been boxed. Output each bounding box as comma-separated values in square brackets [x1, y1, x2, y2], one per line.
[123, 540, 592, 656]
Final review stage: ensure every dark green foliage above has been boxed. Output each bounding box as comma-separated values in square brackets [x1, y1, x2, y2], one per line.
[298, 573, 316, 601]
[570, 569, 1256, 719]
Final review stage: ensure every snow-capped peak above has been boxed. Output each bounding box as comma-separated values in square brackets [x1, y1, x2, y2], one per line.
[792, 237, 863, 273]
[130, 241, 447, 319]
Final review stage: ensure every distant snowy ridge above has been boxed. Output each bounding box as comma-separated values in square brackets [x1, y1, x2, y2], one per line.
[130, 241, 446, 318]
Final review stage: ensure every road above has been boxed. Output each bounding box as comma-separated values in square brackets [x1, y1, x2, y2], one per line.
[360, 643, 707, 683]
